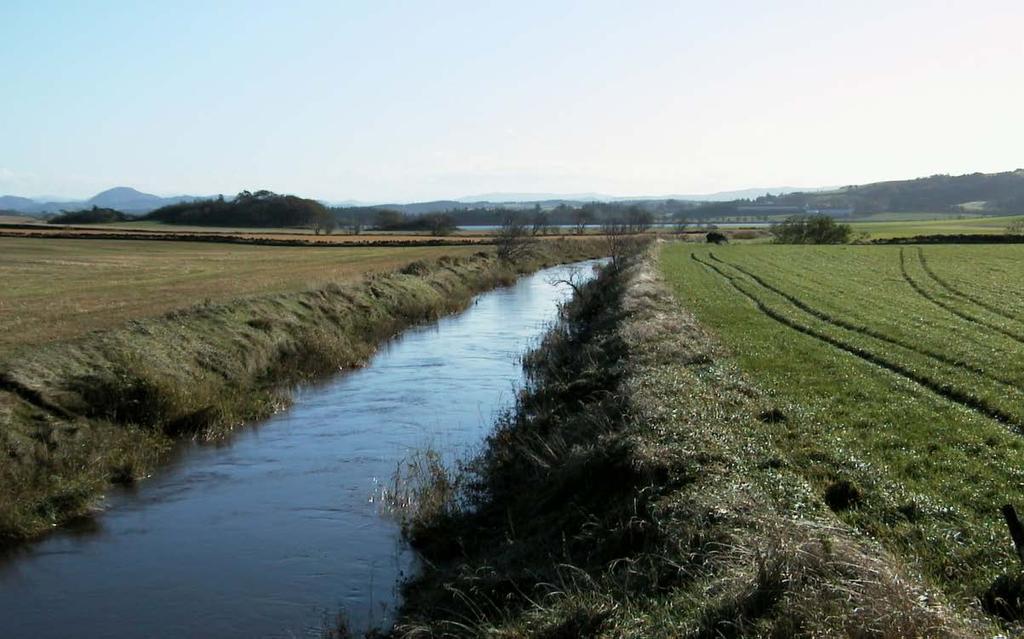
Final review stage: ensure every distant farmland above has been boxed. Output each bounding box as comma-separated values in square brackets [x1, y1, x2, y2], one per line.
[660, 243, 1024, 599]
[849, 214, 1024, 239]
[0, 237, 480, 356]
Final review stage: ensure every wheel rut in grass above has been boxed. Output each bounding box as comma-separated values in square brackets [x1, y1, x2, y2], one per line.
[916, 247, 1024, 325]
[899, 248, 1024, 347]
[692, 253, 1022, 430]
[707, 252, 1020, 390]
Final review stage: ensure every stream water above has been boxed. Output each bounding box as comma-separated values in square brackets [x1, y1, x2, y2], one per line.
[0, 260, 603, 639]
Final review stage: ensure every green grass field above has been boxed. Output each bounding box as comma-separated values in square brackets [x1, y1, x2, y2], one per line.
[0, 238, 478, 357]
[850, 211, 985, 222]
[660, 242, 1024, 602]
[849, 214, 1024, 239]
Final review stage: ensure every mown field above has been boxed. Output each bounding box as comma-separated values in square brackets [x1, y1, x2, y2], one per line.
[24, 219, 499, 236]
[661, 242, 1024, 604]
[0, 237, 479, 357]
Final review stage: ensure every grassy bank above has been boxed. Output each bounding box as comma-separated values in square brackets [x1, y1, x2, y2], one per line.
[0, 239, 603, 544]
[392, 248, 990, 637]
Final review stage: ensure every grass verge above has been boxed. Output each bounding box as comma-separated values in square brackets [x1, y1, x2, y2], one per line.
[391, 247, 992, 637]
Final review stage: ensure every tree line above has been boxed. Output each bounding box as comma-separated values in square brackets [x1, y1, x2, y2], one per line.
[48, 206, 132, 225]
[333, 202, 662, 234]
[146, 190, 332, 230]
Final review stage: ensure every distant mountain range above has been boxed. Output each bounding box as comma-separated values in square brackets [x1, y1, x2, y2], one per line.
[1, 185, 825, 217]
[0, 187, 202, 215]
[4, 170, 1023, 219]
[330, 187, 827, 212]
[451, 187, 829, 203]
[341, 187, 829, 215]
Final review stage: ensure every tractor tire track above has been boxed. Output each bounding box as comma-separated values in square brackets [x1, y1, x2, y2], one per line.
[691, 253, 1020, 429]
[706, 252, 1020, 390]
[899, 248, 1024, 347]
[916, 247, 1024, 325]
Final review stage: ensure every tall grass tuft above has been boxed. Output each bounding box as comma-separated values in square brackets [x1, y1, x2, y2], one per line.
[379, 448, 464, 535]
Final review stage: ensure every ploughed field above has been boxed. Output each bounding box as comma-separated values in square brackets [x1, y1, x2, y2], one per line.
[661, 243, 1024, 600]
[0, 237, 479, 356]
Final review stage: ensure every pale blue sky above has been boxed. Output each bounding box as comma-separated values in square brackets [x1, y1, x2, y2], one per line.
[2, 0, 1022, 201]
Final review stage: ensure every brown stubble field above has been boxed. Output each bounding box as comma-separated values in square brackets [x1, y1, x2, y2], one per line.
[0, 237, 481, 357]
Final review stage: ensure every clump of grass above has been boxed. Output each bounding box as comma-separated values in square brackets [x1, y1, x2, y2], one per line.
[0, 389, 169, 543]
[758, 407, 787, 423]
[379, 448, 464, 540]
[983, 572, 1024, 624]
[824, 478, 864, 512]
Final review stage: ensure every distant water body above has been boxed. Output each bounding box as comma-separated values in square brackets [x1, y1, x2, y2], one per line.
[457, 222, 771, 231]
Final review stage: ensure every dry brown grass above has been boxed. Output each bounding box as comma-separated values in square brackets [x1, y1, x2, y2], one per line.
[0, 237, 480, 357]
[0, 226, 495, 242]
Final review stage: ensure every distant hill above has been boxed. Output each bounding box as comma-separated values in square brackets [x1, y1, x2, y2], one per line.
[0, 187, 203, 215]
[0, 195, 38, 211]
[762, 170, 1024, 215]
[86, 187, 169, 211]
[5, 170, 1024, 220]
[453, 187, 826, 204]
[392, 171, 1024, 221]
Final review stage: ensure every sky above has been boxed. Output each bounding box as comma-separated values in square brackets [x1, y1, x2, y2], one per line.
[1, 0, 1023, 203]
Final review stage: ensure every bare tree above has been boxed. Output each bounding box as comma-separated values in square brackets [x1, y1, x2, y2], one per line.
[545, 264, 588, 297]
[311, 209, 336, 235]
[425, 213, 456, 236]
[346, 212, 363, 235]
[531, 208, 550, 236]
[626, 206, 654, 234]
[601, 219, 633, 269]
[495, 212, 535, 262]
[573, 209, 593, 235]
